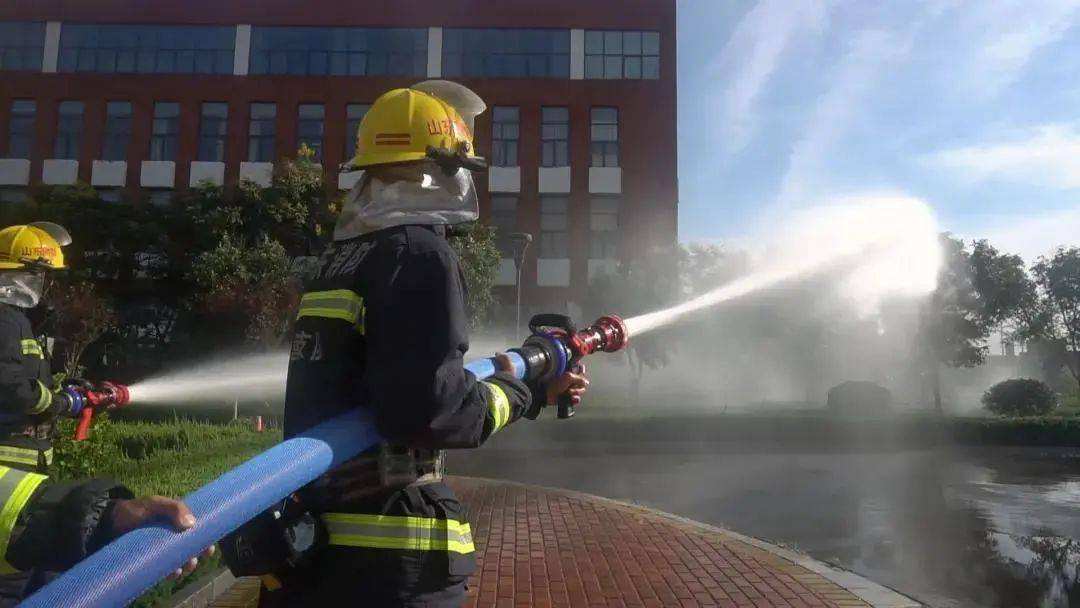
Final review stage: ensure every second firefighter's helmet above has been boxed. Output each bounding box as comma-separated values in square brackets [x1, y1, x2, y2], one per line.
[0, 222, 72, 271]
[348, 80, 488, 174]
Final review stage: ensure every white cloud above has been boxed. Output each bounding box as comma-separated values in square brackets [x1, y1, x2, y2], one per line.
[716, 0, 828, 152]
[967, 206, 1080, 262]
[956, 0, 1080, 96]
[929, 124, 1080, 189]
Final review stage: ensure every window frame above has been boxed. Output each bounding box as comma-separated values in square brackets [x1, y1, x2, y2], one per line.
[540, 107, 569, 168]
[197, 102, 229, 162]
[539, 195, 570, 259]
[101, 101, 133, 161]
[491, 106, 520, 167]
[584, 30, 660, 80]
[247, 102, 277, 163]
[6, 100, 36, 160]
[490, 194, 518, 257]
[149, 101, 180, 162]
[590, 107, 619, 168]
[344, 103, 370, 160]
[58, 24, 235, 75]
[442, 28, 570, 79]
[0, 22, 46, 72]
[53, 101, 85, 160]
[249, 27, 427, 77]
[297, 103, 325, 162]
[589, 196, 620, 260]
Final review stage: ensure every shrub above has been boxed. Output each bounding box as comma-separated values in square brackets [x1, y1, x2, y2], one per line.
[982, 378, 1058, 416]
[826, 381, 892, 415]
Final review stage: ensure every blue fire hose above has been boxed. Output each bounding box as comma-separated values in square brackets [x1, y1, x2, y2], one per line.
[20, 353, 528, 608]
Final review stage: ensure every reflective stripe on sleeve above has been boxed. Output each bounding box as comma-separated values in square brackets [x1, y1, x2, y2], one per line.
[481, 381, 511, 434]
[28, 381, 52, 415]
[296, 289, 365, 333]
[0, 467, 48, 574]
[322, 513, 475, 554]
[19, 340, 42, 359]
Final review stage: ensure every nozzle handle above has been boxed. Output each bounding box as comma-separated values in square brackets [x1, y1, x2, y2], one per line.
[556, 394, 575, 419]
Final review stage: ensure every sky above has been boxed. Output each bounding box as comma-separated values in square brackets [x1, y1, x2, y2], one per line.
[677, 0, 1080, 262]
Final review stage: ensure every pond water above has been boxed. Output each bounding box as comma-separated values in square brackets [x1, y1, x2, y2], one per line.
[451, 418, 1080, 608]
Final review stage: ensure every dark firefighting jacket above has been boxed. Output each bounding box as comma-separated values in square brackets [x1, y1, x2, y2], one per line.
[284, 224, 533, 453]
[0, 471, 133, 575]
[0, 304, 68, 472]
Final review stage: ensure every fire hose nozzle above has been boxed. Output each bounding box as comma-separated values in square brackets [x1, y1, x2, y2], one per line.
[74, 381, 132, 441]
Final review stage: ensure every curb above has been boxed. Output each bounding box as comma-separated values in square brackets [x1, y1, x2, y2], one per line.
[456, 476, 922, 608]
[159, 568, 239, 608]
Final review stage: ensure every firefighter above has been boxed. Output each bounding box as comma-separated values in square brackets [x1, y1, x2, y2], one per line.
[247, 81, 588, 606]
[0, 223, 211, 603]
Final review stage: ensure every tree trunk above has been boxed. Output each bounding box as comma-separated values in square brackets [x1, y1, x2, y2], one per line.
[931, 364, 943, 415]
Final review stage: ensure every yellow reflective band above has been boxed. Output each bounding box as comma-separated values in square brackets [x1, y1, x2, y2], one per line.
[323, 513, 475, 554]
[0, 446, 50, 468]
[19, 340, 42, 359]
[0, 467, 48, 574]
[29, 381, 51, 415]
[297, 289, 365, 333]
[482, 381, 511, 434]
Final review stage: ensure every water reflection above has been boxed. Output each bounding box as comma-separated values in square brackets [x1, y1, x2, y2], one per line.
[451, 425, 1080, 608]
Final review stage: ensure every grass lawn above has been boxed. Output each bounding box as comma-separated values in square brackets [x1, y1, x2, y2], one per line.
[50, 416, 283, 607]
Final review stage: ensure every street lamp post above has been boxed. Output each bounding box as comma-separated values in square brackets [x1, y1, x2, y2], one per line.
[510, 232, 532, 342]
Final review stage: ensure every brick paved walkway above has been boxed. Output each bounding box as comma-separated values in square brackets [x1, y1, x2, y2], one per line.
[209, 477, 914, 608]
[450, 477, 888, 608]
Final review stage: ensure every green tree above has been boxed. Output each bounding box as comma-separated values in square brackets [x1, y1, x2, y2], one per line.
[917, 235, 991, 413]
[1032, 247, 1080, 389]
[447, 222, 500, 328]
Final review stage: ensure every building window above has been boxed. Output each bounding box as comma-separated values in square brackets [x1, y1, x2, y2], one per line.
[6, 100, 35, 159]
[248, 103, 276, 162]
[490, 195, 518, 257]
[585, 31, 659, 80]
[590, 108, 619, 167]
[0, 22, 45, 71]
[59, 24, 235, 74]
[147, 189, 172, 207]
[442, 29, 570, 78]
[491, 107, 519, 167]
[541, 107, 569, 168]
[98, 188, 123, 203]
[344, 103, 370, 160]
[250, 27, 426, 76]
[150, 102, 179, 162]
[198, 102, 228, 162]
[539, 196, 569, 258]
[589, 197, 619, 259]
[101, 101, 132, 161]
[297, 104, 324, 161]
[53, 101, 84, 160]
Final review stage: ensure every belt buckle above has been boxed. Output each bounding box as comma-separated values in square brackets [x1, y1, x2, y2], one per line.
[378, 445, 418, 487]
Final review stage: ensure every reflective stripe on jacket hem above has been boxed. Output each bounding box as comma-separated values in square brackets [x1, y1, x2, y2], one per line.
[0, 446, 51, 468]
[0, 467, 48, 574]
[322, 513, 475, 554]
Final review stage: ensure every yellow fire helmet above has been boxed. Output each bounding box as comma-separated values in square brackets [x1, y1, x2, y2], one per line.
[0, 222, 72, 271]
[348, 80, 488, 174]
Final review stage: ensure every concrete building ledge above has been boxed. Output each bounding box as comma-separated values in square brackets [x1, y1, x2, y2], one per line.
[0, 159, 31, 186]
[42, 159, 78, 185]
[537, 258, 570, 286]
[190, 161, 226, 187]
[488, 166, 521, 193]
[589, 166, 622, 194]
[140, 160, 176, 188]
[538, 166, 571, 193]
[91, 160, 126, 187]
[239, 162, 273, 188]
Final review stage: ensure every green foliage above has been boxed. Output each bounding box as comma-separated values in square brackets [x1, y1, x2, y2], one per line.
[46, 280, 117, 376]
[1032, 247, 1080, 388]
[982, 378, 1058, 416]
[448, 222, 501, 327]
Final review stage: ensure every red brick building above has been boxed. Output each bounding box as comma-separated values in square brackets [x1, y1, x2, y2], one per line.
[0, 1, 678, 316]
